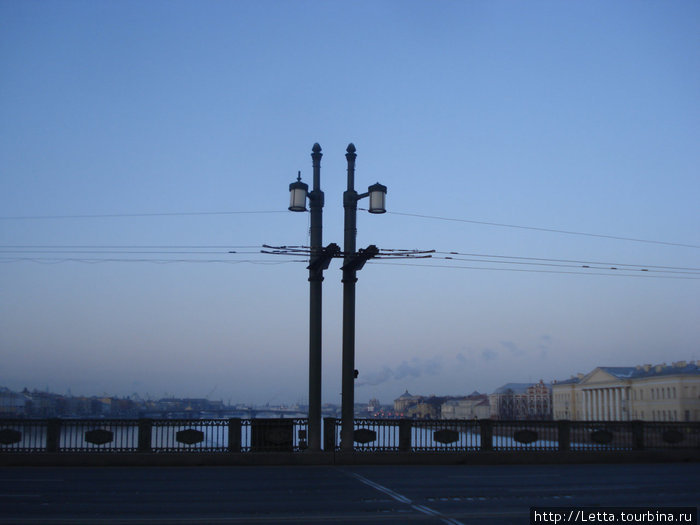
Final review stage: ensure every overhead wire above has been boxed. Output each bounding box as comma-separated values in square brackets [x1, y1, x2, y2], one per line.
[0, 257, 305, 265]
[0, 244, 298, 265]
[432, 250, 700, 272]
[2, 206, 697, 249]
[2, 243, 697, 278]
[370, 260, 700, 280]
[0, 211, 287, 220]
[429, 252, 700, 276]
[257, 245, 699, 279]
[382, 210, 700, 249]
[0, 245, 263, 249]
[1, 207, 697, 278]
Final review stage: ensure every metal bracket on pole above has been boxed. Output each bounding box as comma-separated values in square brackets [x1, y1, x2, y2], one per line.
[307, 243, 341, 272]
[340, 245, 379, 272]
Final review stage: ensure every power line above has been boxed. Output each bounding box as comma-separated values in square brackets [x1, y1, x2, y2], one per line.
[0, 211, 287, 220]
[2, 242, 697, 279]
[384, 211, 700, 249]
[258, 245, 698, 279]
[4, 206, 697, 249]
[430, 255, 700, 276]
[433, 250, 700, 272]
[258, 245, 700, 274]
[3, 254, 696, 278]
[0, 250, 265, 255]
[371, 260, 700, 280]
[0, 257, 304, 265]
[0, 245, 262, 249]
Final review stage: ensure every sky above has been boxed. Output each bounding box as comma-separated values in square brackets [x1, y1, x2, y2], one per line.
[1, 0, 698, 406]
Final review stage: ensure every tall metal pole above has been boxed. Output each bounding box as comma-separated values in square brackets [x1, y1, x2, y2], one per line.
[308, 143, 324, 451]
[341, 143, 358, 451]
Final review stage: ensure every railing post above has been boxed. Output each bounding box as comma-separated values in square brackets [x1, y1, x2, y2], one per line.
[558, 420, 571, 451]
[228, 418, 242, 452]
[323, 417, 337, 451]
[399, 420, 412, 452]
[631, 420, 644, 451]
[46, 418, 61, 452]
[138, 418, 152, 452]
[480, 419, 493, 451]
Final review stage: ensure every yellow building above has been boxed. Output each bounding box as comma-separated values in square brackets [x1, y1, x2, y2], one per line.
[552, 361, 700, 421]
[407, 401, 440, 419]
[393, 390, 423, 414]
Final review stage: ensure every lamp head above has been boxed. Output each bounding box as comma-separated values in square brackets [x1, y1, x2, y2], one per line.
[367, 182, 387, 214]
[288, 171, 308, 212]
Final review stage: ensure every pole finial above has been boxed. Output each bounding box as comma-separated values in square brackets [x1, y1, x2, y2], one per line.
[312, 143, 322, 153]
[346, 143, 356, 153]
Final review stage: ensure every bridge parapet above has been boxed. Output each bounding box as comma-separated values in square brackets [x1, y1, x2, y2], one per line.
[0, 417, 697, 454]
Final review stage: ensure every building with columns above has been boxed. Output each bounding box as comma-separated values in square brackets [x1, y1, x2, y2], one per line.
[552, 361, 700, 422]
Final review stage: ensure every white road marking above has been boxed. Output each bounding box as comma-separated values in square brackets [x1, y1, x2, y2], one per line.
[347, 471, 465, 525]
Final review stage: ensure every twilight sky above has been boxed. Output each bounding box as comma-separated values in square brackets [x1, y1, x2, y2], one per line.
[1, 0, 698, 406]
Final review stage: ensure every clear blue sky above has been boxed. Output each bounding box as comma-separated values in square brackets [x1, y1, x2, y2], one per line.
[1, 0, 698, 405]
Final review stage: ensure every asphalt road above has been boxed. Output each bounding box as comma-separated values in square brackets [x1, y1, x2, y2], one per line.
[1, 463, 698, 524]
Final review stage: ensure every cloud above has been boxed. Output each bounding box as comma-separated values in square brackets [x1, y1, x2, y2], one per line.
[356, 357, 442, 388]
[481, 348, 498, 361]
[500, 341, 525, 356]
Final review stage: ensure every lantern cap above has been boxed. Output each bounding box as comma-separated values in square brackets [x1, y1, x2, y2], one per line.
[368, 182, 387, 194]
[289, 171, 307, 190]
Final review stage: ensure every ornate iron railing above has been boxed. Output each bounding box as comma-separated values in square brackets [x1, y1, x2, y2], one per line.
[1, 418, 697, 453]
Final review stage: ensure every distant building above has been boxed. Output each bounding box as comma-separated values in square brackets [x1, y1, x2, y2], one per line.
[367, 398, 381, 414]
[0, 387, 29, 416]
[441, 392, 490, 420]
[489, 381, 552, 420]
[552, 361, 700, 422]
[393, 390, 423, 414]
[26, 391, 65, 418]
[407, 397, 442, 419]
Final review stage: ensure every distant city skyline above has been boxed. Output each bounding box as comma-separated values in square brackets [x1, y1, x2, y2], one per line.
[1, 1, 698, 405]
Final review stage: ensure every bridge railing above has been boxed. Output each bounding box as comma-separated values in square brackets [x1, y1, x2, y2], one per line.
[324, 418, 700, 452]
[1, 418, 698, 453]
[0, 418, 310, 453]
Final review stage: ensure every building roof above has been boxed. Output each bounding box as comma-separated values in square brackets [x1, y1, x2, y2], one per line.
[598, 366, 638, 379]
[492, 383, 535, 394]
[553, 377, 580, 385]
[555, 362, 700, 386]
[601, 363, 700, 380]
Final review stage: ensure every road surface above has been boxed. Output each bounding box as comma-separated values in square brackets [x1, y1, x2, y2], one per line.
[1, 463, 697, 524]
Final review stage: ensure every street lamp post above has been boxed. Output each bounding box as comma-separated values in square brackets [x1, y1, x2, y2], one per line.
[340, 143, 387, 451]
[288, 143, 324, 451]
[290, 142, 386, 453]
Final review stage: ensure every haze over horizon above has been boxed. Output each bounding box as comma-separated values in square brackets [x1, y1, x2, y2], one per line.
[1, 1, 698, 406]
